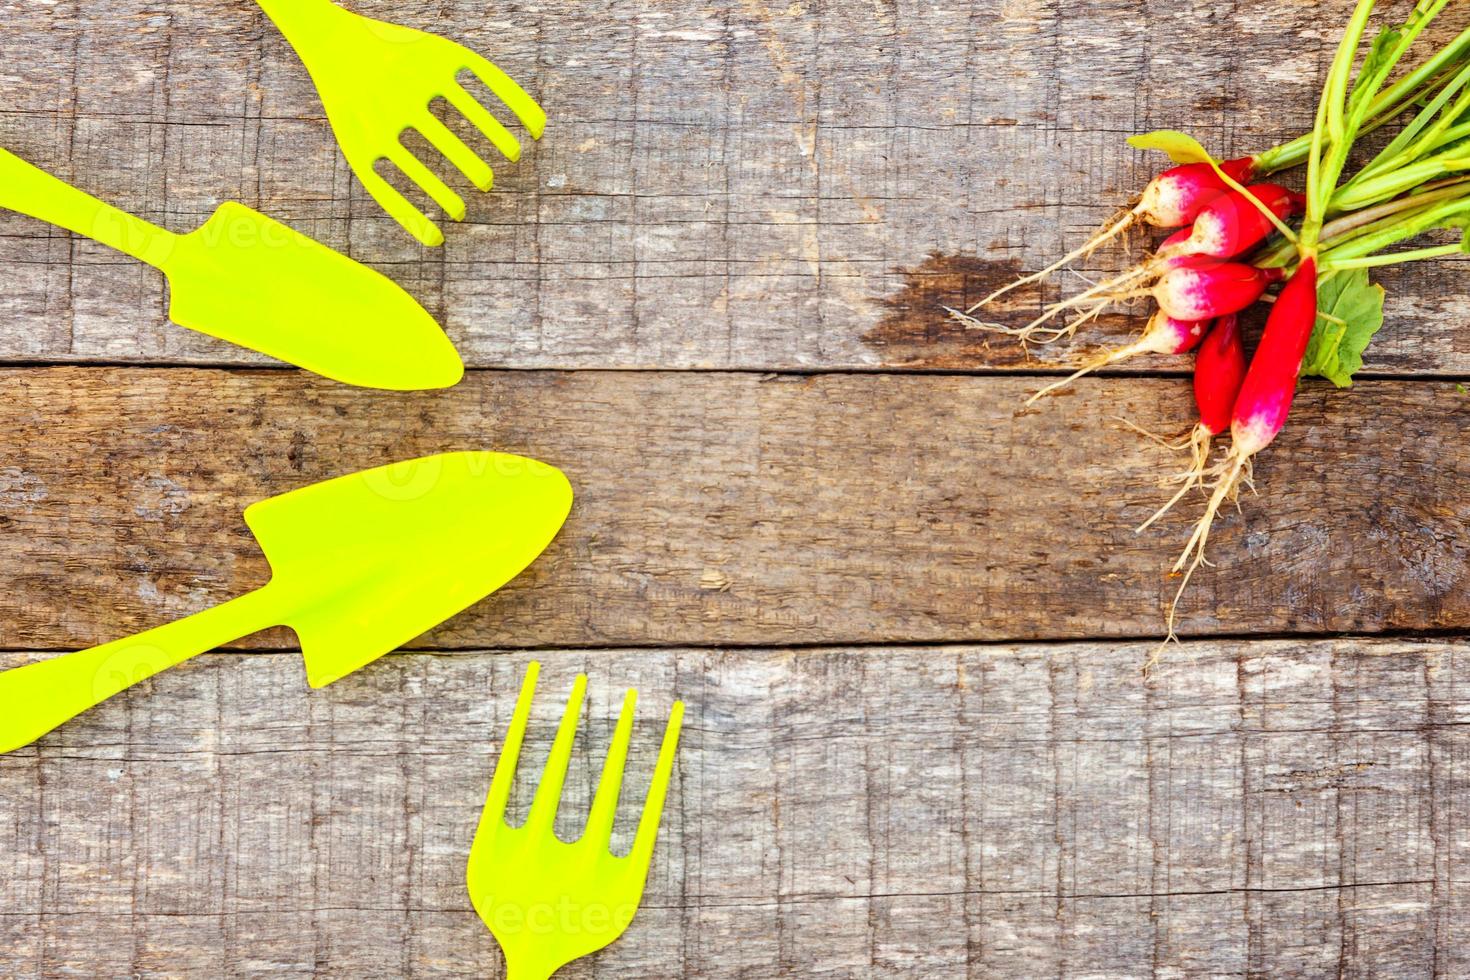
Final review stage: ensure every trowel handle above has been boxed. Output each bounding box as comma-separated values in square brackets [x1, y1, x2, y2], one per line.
[0, 587, 280, 754]
[0, 147, 178, 267]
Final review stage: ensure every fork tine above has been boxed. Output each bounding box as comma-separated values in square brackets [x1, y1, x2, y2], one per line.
[582, 689, 637, 845]
[387, 145, 467, 222]
[416, 114, 496, 192]
[630, 701, 684, 868]
[460, 52, 547, 140]
[524, 673, 587, 831]
[359, 167, 443, 247]
[482, 661, 540, 827]
[442, 84, 522, 164]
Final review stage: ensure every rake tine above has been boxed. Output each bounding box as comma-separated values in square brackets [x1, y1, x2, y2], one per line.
[416, 113, 495, 191]
[482, 661, 540, 827]
[461, 52, 547, 140]
[443, 83, 522, 163]
[387, 145, 467, 222]
[630, 701, 684, 868]
[525, 673, 587, 831]
[583, 689, 637, 846]
[359, 167, 442, 247]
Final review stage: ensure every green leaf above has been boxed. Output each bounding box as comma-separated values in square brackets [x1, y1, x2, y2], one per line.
[1349, 25, 1403, 110]
[1126, 130, 1215, 165]
[1301, 269, 1386, 388]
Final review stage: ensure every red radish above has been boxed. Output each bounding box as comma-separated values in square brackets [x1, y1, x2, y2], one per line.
[1027, 311, 1207, 404]
[1135, 158, 1258, 227]
[1136, 314, 1247, 533]
[1031, 186, 1294, 342]
[1157, 226, 1193, 252]
[1227, 257, 1319, 455]
[1156, 228, 1233, 268]
[964, 156, 1257, 313]
[992, 242, 1265, 345]
[1167, 258, 1319, 637]
[1193, 313, 1248, 438]
[1160, 184, 1305, 260]
[1153, 259, 1282, 321]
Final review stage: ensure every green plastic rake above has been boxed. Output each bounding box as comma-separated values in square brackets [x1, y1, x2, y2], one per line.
[468, 664, 684, 979]
[258, 0, 546, 246]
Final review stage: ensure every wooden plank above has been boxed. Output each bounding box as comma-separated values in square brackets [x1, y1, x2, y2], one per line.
[0, 367, 1466, 650]
[1, 638, 1466, 977]
[3, 0, 1469, 374]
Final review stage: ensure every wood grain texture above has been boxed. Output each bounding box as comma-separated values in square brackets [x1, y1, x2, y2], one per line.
[2, 638, 1467, 979]
[5, 0, 1470, 974]
[0, 367, 1466, 651]
[3, 0, 1470, 374]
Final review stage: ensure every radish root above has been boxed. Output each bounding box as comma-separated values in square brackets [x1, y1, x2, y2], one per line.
[1026, 341, 1149, 405]
[1161, 449, 1253, 648]
[943, 307, 1011, 335]
[950, 295, 1118, 349]
[1136, 424, 1216, 533]
[1006, 269, 1158, 342]
[955, 256, 1161, 346]
[964, 205, 1141, 314]
[1110, 416, 1193, 451]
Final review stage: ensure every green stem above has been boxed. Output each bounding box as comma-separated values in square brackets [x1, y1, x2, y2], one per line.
[1348, 0, 1448, 114]
[1327, 242, 1464, 269]
[1256, 16, 1470, 174]
[1321, 195, 1470, 261]
[1210, 162, 1299, 243]
[1425, 119, 1470, 154]
[1305, 0, 1381, 252]
[1354, 63, 1470, 183]
[1254, 178, 1470, 268]
[1334, 153, 1470, 211]
[1332, 175, 1470, 231]
[1259, 83, 1424, 174]
[1376, 20, 1470, 110]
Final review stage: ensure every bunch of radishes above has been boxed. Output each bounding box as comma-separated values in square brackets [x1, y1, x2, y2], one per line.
[956, 0, 1470, 644]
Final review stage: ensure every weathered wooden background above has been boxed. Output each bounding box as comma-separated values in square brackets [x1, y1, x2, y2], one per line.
[1, 0, 1468, 976]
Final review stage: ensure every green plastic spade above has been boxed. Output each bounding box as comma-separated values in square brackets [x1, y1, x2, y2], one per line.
[0, 452, 572, 754]
[0, 147, 463, 390]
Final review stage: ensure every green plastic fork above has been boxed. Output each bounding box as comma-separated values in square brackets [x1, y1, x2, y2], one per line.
[257, 0, 546, 247]
[468, 663, 684, 980]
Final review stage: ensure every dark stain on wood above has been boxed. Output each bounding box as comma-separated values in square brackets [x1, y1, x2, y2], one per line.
[863, 252, 1138, 370]
[862, 253, 1032, 370]
[1194, 93, 1240, 112]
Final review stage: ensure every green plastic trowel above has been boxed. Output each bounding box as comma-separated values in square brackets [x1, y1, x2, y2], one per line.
[0, 147, 463, 390]
[0, 452, 572, 754]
